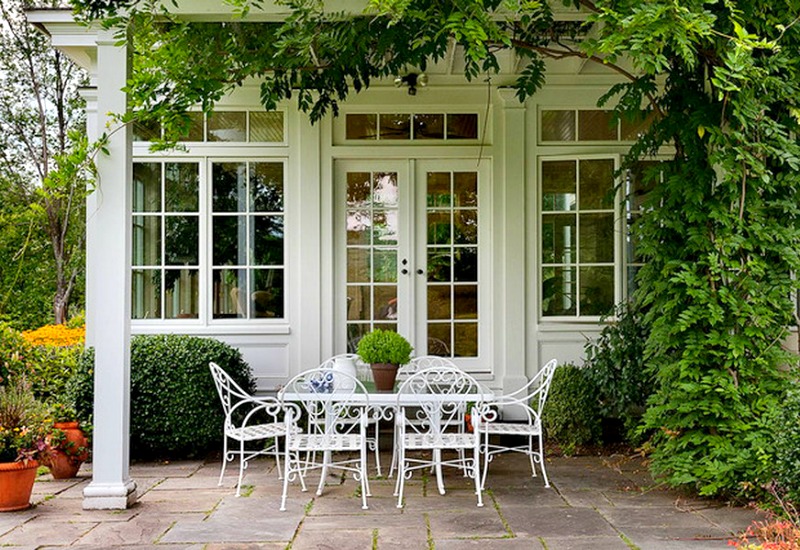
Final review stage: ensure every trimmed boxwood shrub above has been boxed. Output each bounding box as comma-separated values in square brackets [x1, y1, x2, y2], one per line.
[774, 385, 800, 504]
[67, 334, 255, 459]
[543, 362, 601, 455]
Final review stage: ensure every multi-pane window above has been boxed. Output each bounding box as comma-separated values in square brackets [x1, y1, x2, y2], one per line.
[624, 161, 660, 295]
[211, 161, 285, 319]
[132, 110, 285, 143]
[132, 162, 200, 319]
[426, 172, 479, 357]
[540, 109, 652, 143]
[540, 158, 616, 318]
[345, 113, 479, 140]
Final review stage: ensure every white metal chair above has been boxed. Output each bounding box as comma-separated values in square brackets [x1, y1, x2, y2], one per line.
[477, 358, 558, 490]
[209, 362, 287, 497]
[278, 368, 371, 511]
[388, 355, 465, 478]
[393, 365, 485, 508]
[319, 353, 383, 476]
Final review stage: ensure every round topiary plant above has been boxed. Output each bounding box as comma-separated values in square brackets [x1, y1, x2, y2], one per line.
[356, 329, 413, 365]
[67, 335, 255, 459]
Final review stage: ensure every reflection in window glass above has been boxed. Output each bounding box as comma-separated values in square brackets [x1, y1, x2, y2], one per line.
[346, 114, 377, 140]
[541, 158, 616, 318]
[414, 114, 444, 139]
[345, 170, 400, 340]
[447, 114, 478, 139]
[132, 162, 200, 321]
[578, 110, 617, 141]
[210, 161, 285, 319]
[380, 114, 411, 140]
[169, 112, 204, 142]
[541, 110, 575, 142]
[249, 111, 284, 142]
[425, 171, 479, 358]
[207, 111, 247, 142]
[132, 119, 160, 142]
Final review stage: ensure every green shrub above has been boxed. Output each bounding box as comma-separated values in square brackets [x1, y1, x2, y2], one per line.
[774, 385, 800, 504]
[543, 363, 601, 455]
[0, 322, 29, 383]
[584, 302, 652, 445]
[68, 334, 256, 459]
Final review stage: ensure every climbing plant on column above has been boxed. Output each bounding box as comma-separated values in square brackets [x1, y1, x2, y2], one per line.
[591, 3, 800, 498]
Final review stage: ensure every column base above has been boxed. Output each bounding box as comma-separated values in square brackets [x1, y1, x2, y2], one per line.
[82, 480, 138, 510]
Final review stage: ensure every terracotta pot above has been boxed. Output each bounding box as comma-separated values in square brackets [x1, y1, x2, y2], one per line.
[370, 363, 399, 392]
[53, 422, 89, 462]
[0, 460, 39, 512]
[44, 449, 81, 479]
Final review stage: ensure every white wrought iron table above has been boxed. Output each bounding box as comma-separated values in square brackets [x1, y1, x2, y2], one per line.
[280, 380, 494, 494]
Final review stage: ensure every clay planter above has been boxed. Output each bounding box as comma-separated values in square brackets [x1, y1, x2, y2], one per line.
[0, 460, 39, 512]
[370, 363, 399, 392]
[44, 449, 81, 479]
[45, 422, 89, 479]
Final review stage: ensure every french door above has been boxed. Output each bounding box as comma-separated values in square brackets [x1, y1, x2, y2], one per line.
[334, 159, 490, 371]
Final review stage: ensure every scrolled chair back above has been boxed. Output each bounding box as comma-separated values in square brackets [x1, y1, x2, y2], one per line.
[280, 367, 369, 437]
[396, 365, 483, 435]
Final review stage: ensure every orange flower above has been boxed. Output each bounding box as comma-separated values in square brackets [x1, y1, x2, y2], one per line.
[21, 325, 85, 347]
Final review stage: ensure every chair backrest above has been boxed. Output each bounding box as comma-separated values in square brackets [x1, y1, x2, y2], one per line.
[209, 361, 253, 418]
[396, 366, 483, 435]
[210, 361, 283, 430]
[398, 355, 458, 381]
[496, 359, 558, 420]
[279, 367, 369, 437]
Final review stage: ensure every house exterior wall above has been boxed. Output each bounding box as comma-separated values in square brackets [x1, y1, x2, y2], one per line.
[126, 75, 640, 392]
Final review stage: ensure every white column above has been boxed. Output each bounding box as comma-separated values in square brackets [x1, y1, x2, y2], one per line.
[497, 88, 529, 418]
[82, 28, 136, 510]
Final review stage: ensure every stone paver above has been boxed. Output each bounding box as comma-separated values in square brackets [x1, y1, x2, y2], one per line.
[0, 452, 766, 549]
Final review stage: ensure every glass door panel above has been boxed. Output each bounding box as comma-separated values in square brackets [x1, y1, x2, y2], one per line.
[423, 171, 479, 358]
[343, 170, 402, 349]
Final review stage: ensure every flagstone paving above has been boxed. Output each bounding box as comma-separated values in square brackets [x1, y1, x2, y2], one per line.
[0, 452, 765, 549]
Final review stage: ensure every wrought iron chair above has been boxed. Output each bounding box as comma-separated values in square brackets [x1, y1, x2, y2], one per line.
[318, 353, 383, 476]
[388, 355, 465, 478]
[393, 365, 486, 508]
[278, 368, 371, 511]
[209, 362, 287, 497]
[477, 358, 558, 490]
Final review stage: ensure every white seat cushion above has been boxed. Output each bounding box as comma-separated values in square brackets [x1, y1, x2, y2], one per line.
[402, 432, 476, 450]
[287, 433, 364, 452]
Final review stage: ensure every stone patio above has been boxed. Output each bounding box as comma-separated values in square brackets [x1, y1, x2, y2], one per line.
[0, 452, 765, 549]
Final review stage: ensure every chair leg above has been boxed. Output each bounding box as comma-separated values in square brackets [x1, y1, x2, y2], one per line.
[474, 443, 484, 507]
[361, 440, 369, 509]
[236, 440, 246, 497]
[395, 444, 406, 508]
[481, 433, 490, 491]
[218, 436, 229, 486]
[538, 435, 550, 488]
[274, 437, 283, 480]
[528, 434, 537, 478]
[373, 423, 382, 477]
[280, 447, 292, 511]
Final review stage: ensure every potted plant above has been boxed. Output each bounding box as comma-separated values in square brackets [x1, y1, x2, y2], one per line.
[356, 329, 413, 391]
[0, 378, 49, 511]
[42, 403, 90, 479]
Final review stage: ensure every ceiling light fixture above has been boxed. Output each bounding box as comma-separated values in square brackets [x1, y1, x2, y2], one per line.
[393, 72, 428, 95]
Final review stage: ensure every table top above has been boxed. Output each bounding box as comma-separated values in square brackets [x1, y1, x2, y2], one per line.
[280, 381, 494, 406]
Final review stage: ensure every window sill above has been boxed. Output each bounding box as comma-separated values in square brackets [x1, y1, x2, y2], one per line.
[130, 322, 292, 336]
